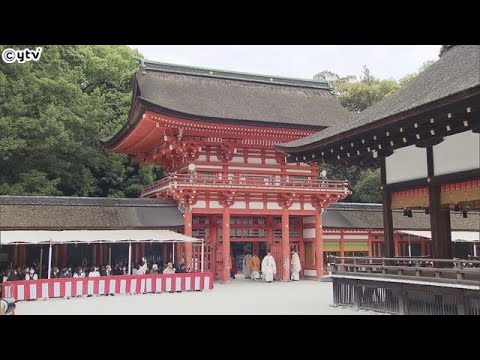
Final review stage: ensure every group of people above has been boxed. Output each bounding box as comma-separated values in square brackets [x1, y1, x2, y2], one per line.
[0, 257, 192, 284]
[0, 257, 196, 298]
[236, 249, 302, 283]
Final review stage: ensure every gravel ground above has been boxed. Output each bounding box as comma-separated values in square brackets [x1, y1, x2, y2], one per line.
[14, 275, 383, 315]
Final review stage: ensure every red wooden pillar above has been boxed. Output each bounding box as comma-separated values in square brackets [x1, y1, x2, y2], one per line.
[12, 246, 19, 266]
[281, 206, 290, 281]
[314, 209, 324, 279]
[266, 216, 274, 243]
[340, 230, 345, 258]
[129, 244, 134, 266]
[99, 244, 104, 266]
[299, 236, 305, 277]
[394, 233, 400, 257]
[54, 244, 60, 266]
[162, 243, 168, 263]
[17, 245, 27, 267]
[367, 232, 373, 257]
[175, 243, 181, 264]
[91, 244, 96, 266]
[299, 216, 305, 275]
[184, 206, 193, 270]
[221, 206, 231, 283]
[58, 244, 68, 267]
[210, 215, 217, 277]
[421, 241, 426, 257]
[107, 244, 112, 265]
[102, 244, 109, 265]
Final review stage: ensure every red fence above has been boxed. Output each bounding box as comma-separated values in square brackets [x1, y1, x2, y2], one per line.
[2, 272, 214, 302]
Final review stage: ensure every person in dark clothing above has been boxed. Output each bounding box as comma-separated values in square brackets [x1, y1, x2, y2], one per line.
[100, 266, 107, 276]
[230, 256, 238, 279]
[177, 264, 187, 273]
[51, 267, 60, 279]
[7, 270, 20, 282]
[112, 265, 123, 276]
[59, 268, 71, 278]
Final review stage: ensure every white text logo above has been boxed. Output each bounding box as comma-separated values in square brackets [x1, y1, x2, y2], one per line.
[2, 47, 43, 64]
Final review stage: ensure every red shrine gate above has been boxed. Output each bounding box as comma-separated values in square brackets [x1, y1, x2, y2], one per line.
[105, 60, 352, 282]
[108, 109, 350, 282]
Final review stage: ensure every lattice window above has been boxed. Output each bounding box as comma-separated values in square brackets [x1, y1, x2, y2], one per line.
[193, 216, 210, 225]
[242, 228, 266, 238]
[255, 217, 266, 225]
[230, 228, 243, 238]
[291, 217, 301, 226]
[289, 229, 300, 238]
[192, 228, 209, 238]
[231, 217, 243, 225]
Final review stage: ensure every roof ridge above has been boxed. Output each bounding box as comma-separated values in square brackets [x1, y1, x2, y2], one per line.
[0, 195, 175, 207]
[138, 58, 331, 90]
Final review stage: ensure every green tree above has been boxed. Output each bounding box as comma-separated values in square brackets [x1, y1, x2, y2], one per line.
[327, 66, 399, 112]
[351, 169, 381, 203]
[0, 45, 164, 197]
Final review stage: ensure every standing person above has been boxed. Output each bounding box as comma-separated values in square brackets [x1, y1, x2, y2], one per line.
[261, 250, 276, 283]
[51, 267, 60, 279]
[7, 269, 19, 282]
[229, 255, 237, 279]
[290, 250, 301, 281]
[88, 266, 100, 277]
[163, 262, 175, 274]
[250, 253, 261, 280]
[26, 268, 38, 281]
[243, 252, 252, 279]
[73, 267, 84, 278]
[150, 264, 159, 274]
[138, 257, 148, 275]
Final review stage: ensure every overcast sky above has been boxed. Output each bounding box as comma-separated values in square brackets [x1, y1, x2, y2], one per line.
[129, 45, 441, 81]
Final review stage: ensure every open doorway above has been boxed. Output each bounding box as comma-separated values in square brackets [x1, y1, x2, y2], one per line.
[231, 242, 268, 274]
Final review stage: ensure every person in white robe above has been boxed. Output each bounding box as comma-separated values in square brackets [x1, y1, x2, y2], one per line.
[290, 250, 301, 281]
[243, 253, 252, 279]
[88, 267, 100, 277]
[137, 257, 148, 275]
[163, 262, 175, 274]
[261, 251, 276, 283]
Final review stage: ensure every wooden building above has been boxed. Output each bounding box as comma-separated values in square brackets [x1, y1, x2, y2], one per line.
[104, 60, 354, 282]
[0, 196, 183, 270]
[277, 45, 480, 261]
[1, 197, 478, 277]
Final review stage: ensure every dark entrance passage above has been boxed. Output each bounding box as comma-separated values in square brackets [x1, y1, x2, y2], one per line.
[231, 242, 267, 274]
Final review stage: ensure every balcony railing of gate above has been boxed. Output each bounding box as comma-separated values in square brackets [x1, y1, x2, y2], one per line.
[142, 174, 349, 197]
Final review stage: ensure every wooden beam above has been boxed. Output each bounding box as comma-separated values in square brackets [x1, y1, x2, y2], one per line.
[283, 91, 480, 154]
[384, 168, 480, 192]
[381, 159, 395, 258]
[426, 146, 434, 177]
[429, 184, 453, 262]
[295, 105, 479, 166]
